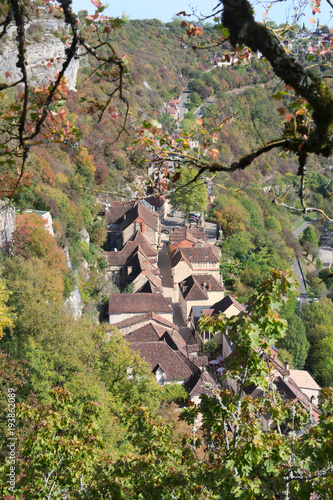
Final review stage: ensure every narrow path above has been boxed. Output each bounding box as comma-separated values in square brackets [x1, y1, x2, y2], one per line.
[292, 220, 316, 302]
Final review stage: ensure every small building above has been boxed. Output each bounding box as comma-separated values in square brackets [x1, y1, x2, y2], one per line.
[108, 292, 173, 325]
[106, 200, 160, 250]
[170, 245, 221, 286]
[130, 341, 193, 385]
[178, 274, 224, 322]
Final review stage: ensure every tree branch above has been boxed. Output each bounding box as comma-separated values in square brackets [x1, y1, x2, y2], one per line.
[221, 0, 333, 156]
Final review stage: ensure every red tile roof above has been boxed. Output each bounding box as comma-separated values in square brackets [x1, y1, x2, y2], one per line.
[111, 312, 177, 331]
[106, 201, 159, 232]
[169, 226, 207, 246]
[171, 245, 220, 269]
[185, 371, 217, 396]
[179, 274, 223, 301]
[106, 201, 134, 225]
[124, 322, 186, 351]
[132, 231, 158, 257]
[130, 341, 193, 381]
[109, 293, 173, 314]
[211, 295, 246, 314]
[122, 201, 159, 232]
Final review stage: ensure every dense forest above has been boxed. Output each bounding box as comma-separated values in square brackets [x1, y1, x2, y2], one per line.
[1, 1, 333, 498]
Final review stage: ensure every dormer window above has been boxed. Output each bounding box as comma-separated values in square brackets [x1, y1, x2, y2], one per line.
[155, 367, 164, 385]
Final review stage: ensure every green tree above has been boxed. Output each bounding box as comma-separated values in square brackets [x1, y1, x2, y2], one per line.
[0, 273, 15, 339]
[300, 225, 319, 247]
[13, 388, 104, 500]
[312, 334, 333, 387]
[278, 311, 309, 369]
[167, 167, 208, 219]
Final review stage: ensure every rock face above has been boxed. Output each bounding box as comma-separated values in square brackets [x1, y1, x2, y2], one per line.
[64, 285, 83, 320]
[0, 203, 15, 251]
[1, 19, 79, 90]
[64, 246, 83, 319]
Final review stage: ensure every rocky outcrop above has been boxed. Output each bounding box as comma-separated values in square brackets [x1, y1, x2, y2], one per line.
[64, 285, 83, 320]
[1, 19, 79, 90]
[0, 203, 15, 252]
[64, 246, 83, 318]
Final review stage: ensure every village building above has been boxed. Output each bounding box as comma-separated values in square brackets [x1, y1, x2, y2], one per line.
[106, 200, 160, 250]
[170, 245, 221, 286]
[130, 340, 193, 385]
[169, 225, 207, 253]
[178, 274, 224, 322]
[108, 292, 173, 325]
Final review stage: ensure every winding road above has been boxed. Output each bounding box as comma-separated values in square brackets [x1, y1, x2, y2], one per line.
[292, 219, 333, 302]
[292, 220, 315, 302]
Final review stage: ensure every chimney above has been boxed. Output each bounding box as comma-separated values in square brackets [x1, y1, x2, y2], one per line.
[285, 362, 289, 371]
[208, 283, 211, 290]
[127, 266, 132, 275]
[142, 269, 146, 276]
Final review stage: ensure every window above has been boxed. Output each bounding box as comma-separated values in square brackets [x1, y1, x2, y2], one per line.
[155, 367, 164, 385]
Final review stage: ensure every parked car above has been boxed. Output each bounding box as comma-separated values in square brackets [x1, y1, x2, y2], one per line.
[189, 216, 200, 225]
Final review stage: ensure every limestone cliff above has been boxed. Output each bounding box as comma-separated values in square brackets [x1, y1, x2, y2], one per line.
[0, 18, 79, 90]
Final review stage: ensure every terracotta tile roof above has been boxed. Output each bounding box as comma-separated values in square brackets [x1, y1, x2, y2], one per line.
[122, 201, 159, 232]
[111, 312, 177, 331]
[104, 239, 152, 268]
[179, 274, 223, 301]
[289, 370, 321, 391]
[125, 323, 161, 343]
[124, 248, 160, 278]
[274, 376, 321, 420]
[144, 196, 166, 209]
[130, 341, 193, 381]
[104, 243, 138, 267]
[169, 226, 207, 246]
[124, 322, 186, 352]
[132, 231, 158, 257]
[170, 248, 185, 269]
[106, 201, 159, 232]
[171, 246, 220, 269]
[185, 371, 217, 396]
[193, 356, 209, 368]
[211, 295, 246, 314]
[106, 201, 134, 225]
[108, 293, 172, 314]
[187, 344, 200, 353]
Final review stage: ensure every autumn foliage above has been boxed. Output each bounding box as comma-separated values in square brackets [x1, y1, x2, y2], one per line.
[214, 205, 248, 237]
[12, 213, 67, 273]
